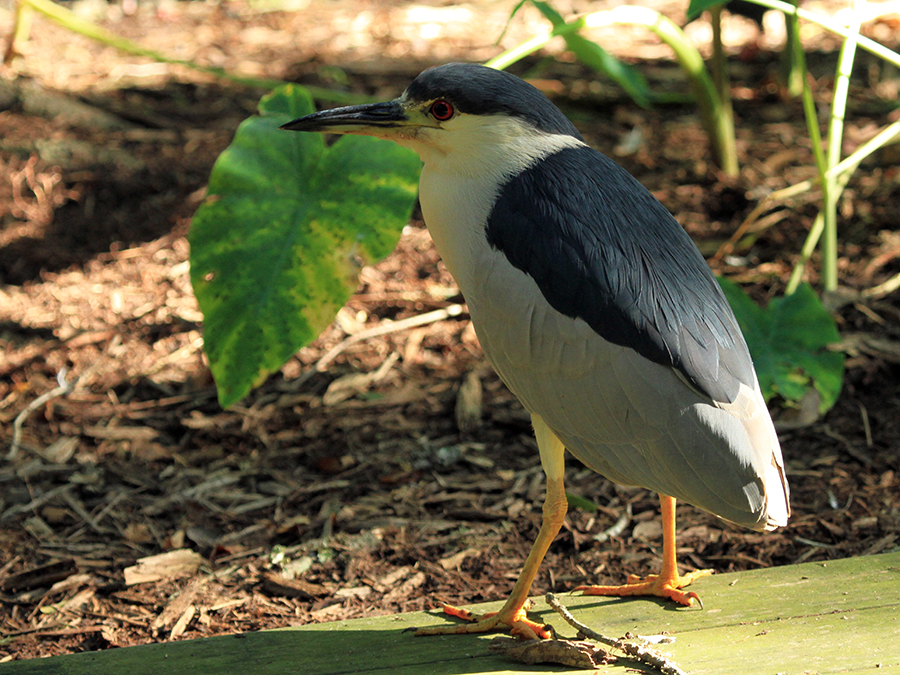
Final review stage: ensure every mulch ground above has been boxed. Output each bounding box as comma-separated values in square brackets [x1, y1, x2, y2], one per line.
[1, 0, 899, 662]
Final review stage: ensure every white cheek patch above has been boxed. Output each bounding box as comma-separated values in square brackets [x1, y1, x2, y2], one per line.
[409, 114, 586, 184]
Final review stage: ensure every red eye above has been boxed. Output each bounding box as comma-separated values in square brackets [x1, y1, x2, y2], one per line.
[430, 99, 454, 121]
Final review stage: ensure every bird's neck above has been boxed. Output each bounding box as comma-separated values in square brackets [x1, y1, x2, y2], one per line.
[407, 123, 584, 296]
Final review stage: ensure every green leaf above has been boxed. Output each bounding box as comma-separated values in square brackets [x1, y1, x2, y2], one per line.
[190, 84, 421, 407]
[718, 279, 845, 412]
[566, 492, 599, 513]
[530, 0, 654, 108]
[686, 0, 728, 22]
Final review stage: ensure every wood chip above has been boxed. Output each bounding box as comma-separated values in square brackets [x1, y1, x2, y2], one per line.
[455, 370, 482, 433]
[1, 559, 77, 592]
[36, 437, 79, 463]
[82, 425, 159, 441]
[633, 520, 663, 541]
[335, 586, 372, 599]
[309, 602, 345, 621]
[438, 548, 480, 571]
[374, 566, 413, 591]
[151, 578, 204, 632]
[261, 572, 329, 600]
[123, 522, 155, 544]
[382, 571, 426, 604]
[169, 604, 196, 639]
[34, 625, 105, 637]
[124, 549, 203, 586]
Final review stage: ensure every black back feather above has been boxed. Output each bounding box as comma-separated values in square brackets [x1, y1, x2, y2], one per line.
[486, 146, 755, 404]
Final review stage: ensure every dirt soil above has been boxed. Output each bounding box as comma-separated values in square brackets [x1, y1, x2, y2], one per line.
[1, 0, 899, 662]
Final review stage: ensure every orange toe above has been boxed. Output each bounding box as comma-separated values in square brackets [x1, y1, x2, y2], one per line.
[413, 602, 552, 639]
[577, 568, 713, 607]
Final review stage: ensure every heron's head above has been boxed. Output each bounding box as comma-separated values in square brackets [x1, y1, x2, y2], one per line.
[282, 63, 584, 167]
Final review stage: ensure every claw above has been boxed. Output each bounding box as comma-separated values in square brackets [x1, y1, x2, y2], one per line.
[686, 591, 703, 609]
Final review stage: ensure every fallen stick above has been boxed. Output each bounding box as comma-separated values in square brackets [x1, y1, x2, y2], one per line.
[300, 304, 466, 383]
[7, 369, 77, 460]
[545, 592, 689, 675]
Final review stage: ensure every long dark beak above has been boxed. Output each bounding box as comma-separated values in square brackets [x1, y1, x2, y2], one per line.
[281, 100, 408, 132]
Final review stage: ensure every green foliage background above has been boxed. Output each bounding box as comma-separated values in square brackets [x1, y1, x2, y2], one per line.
[719, 279, 844, 411]
[189, 85, 421, 407]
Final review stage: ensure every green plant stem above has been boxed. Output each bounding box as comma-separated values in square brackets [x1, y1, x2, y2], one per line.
[489, 7, 738, 173]
[508, 1, 900, 72]
[487, 17, 585, 70]
[785, 163, 854, 295]
[719, 117, 900, 270]
[781, 0, 804, 97]
[785, 1, 827, 296]
[820, 0, 863, 293]
[785, 167, 854, 294]
[11, 0, 371, 104]
[490, 2, 900, 180]
[709, 5, 725, 101]
[708, 5, 736, 174]
[19, 0, 283, 87]
[786, 212, 825, 295]
[753, 0, 900, 69]
[795, 35, 827, 175]
[2, 0, 33, 64]
[588, 7, 738, 175]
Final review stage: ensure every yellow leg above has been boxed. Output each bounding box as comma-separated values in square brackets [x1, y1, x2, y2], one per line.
[415, 415, 567, 639]
[577, 494, 712, 607]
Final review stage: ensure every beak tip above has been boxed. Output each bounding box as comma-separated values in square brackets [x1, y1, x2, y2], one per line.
[280, 119, 307, 131]
[279, 100, 407, 134]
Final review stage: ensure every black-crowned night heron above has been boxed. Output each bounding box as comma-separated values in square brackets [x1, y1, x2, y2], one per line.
[282, 63, 790, 640]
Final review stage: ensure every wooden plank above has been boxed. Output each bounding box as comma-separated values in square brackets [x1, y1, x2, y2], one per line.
[4, 551, 899, 674]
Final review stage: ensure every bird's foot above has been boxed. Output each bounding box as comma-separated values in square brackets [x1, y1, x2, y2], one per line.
[412, 600, 552, 639]
[575, 568, 713, 607]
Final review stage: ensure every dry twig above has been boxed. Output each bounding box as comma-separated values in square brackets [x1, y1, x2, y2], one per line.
[593, 502, 632, 543]
[545, 593, 688, 675]
[7, 369, 77, 460]
[303, 304, 466, 381]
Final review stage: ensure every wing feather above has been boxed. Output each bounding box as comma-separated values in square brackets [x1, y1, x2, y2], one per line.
[486, 145, 753, 404]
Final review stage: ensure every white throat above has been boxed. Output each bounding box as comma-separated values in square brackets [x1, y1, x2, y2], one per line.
[397, 114, 584, 294]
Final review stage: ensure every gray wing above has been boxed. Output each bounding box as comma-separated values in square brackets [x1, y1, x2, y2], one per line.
[486, 145, 754, 405]
[468, 276, 788, 531]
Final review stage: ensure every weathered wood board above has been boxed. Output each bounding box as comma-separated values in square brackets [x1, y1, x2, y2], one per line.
[4, 551, 898, 674]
